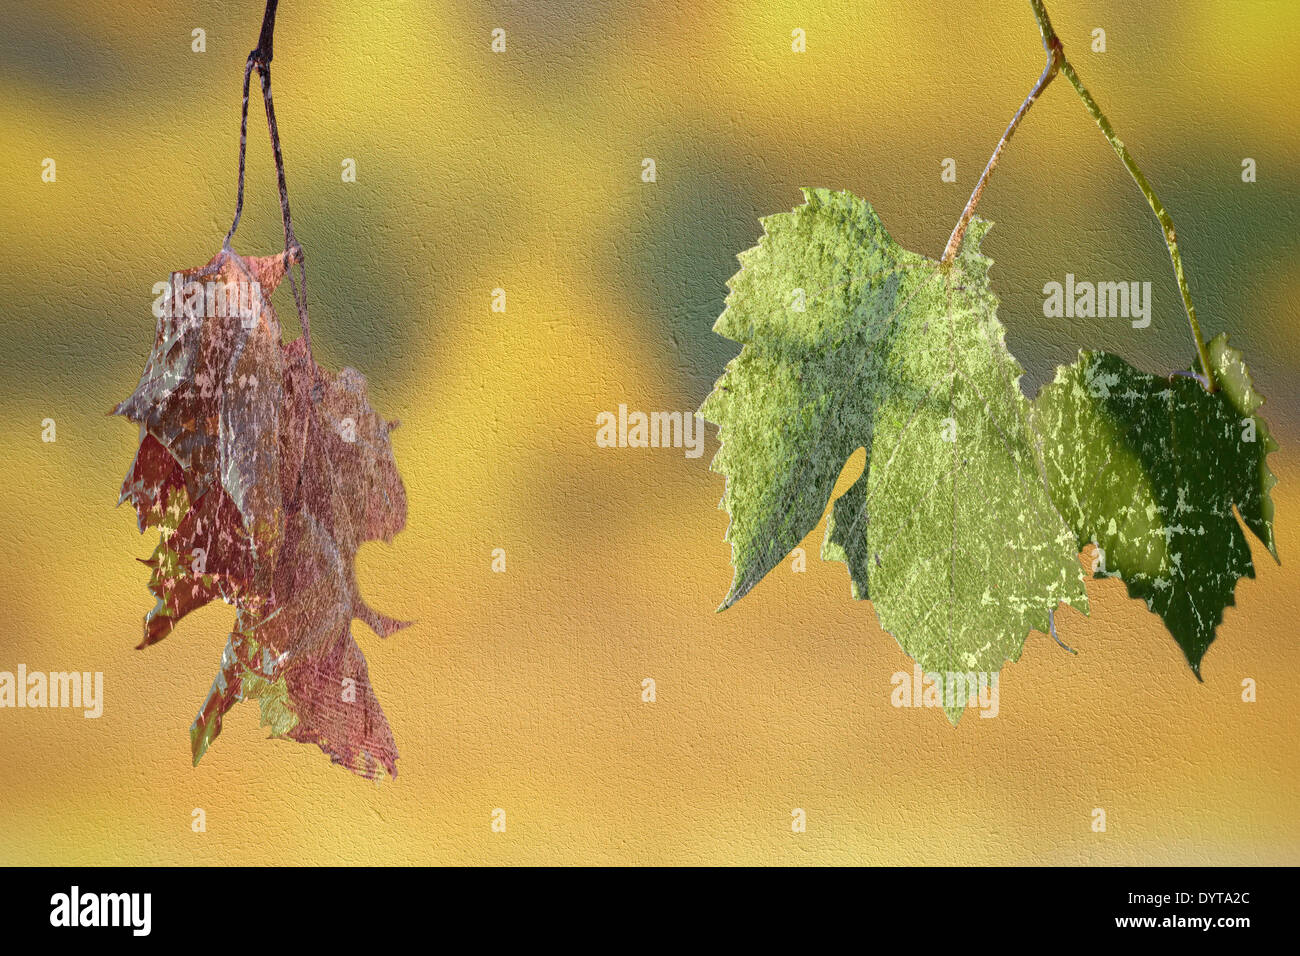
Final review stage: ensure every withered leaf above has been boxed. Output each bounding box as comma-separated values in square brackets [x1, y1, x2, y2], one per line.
[116, 247, 408, 779]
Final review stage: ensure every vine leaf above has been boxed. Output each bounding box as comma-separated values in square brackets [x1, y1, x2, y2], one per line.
[1033, 334, 1279, 676]
[700, 188, 1086, 722]
[115, 248, 408, 779]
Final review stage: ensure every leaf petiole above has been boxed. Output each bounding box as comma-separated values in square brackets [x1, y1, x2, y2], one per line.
[223, 0, 313, 359]
[948, 0, 1217, 391]
[941, 6, 1061, 265]
[1050, 51, 1216, 391]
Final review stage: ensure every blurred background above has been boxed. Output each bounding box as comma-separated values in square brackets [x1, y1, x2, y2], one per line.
[0, 0, 1296, 864]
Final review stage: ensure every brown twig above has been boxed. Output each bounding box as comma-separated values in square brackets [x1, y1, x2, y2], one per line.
[253, 0, 279, 63]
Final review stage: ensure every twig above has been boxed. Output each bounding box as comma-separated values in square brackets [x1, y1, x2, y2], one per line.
[941, 5, 1062, 264]
[254, 0, 279, 63]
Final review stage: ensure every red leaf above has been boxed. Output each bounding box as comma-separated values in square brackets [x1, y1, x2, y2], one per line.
[118, 247, 409, 779]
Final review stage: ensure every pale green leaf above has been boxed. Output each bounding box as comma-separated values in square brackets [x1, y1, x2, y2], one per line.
[700, 188, 1087, 722]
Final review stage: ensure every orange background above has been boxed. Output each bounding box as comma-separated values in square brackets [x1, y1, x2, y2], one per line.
[0, 0, 1296, 864]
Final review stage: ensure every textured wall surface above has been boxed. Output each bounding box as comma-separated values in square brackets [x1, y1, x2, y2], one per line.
[0, 0, 1297, 864]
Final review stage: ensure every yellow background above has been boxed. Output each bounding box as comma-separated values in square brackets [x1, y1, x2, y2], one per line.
[0, 0, 1297, 864]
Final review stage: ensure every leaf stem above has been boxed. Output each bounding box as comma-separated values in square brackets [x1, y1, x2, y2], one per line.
[256, 58, 311, 358]
[941, 3, 1062, 265]
[947, 0, 1216, 391]
[1049, 51, 1216, 391]
[223, 0, 312, 358]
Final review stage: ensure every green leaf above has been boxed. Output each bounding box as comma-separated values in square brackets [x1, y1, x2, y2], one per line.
[700, 188, 1087, 722]
[1034, 334, 1279, 676]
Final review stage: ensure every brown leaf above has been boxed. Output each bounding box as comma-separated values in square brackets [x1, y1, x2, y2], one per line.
[117, 247, 408, 779]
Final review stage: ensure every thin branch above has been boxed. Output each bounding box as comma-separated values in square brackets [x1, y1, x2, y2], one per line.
[254, 0, 279, 63]
[941, 4, 1062, 264]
